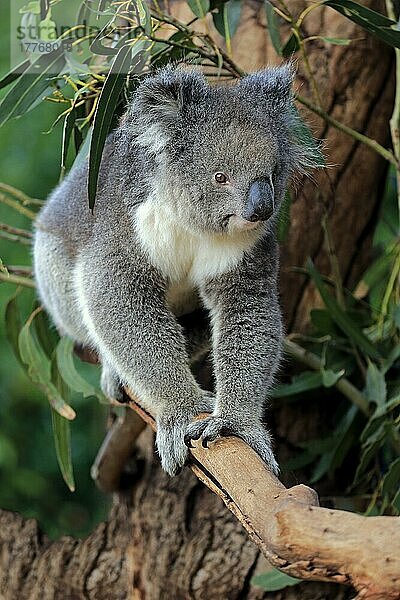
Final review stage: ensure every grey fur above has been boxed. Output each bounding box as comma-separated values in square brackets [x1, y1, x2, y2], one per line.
[34, 65, 312, 476]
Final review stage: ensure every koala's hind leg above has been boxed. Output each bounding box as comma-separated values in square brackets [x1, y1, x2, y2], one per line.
[33, 229, 89, 345]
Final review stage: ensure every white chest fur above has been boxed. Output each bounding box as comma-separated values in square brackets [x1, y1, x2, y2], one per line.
[134, 201, 256, 313]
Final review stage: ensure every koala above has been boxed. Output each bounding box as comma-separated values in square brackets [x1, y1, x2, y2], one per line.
[33, 64, 313, 476]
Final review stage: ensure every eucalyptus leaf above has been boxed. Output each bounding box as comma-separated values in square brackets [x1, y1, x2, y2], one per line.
[187, 0, 210, 18]
[270, 371, 323, 398]
[323, 0, 400, 49]
[88, 43, 133, 209]
[265, 1, 282, 55]
[56, 336, 103, 400]
[282, 32, 299, 57]
[213, 0, 242, 47]
[0, 59, 31, 90]
[5, 292, 23, 366]
[365, 362, 387, 407]
[0, 48, 66, 127]
[51, 408, 75, 491]
[307, 259, 382, 360]
[252, 569, 301, 592]
[18, 309, 75, 420]
[382, 457, 400, 499]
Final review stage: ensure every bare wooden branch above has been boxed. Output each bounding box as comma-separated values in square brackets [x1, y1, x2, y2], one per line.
[125, 391, 400, 600]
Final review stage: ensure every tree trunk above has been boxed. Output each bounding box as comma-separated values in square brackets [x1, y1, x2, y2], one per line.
[0, 1, 394, 599]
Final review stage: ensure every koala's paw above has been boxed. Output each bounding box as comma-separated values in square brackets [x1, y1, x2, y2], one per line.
[156, 416, 191, 476]
[100, 367, 124, 403]
[184, 416, 279, 475]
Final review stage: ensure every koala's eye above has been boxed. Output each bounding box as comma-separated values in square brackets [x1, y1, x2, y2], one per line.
[214, 172, 229, 184]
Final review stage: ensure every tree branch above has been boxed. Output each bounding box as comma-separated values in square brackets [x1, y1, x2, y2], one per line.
[122, 391, 400, 599]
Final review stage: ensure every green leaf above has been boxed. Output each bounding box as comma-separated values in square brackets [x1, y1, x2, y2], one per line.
[5, 292, 23, 366]
[33, 305, 59, 359]
[311, 406, 360, 482]
[265, 1, 282, 55]
[51, 408, 75, 491]
[282, 32, 300, 57]
[252, 569, 301, 591]
[61, 108, 77, 178]
[318, 36, 352, 45]
[322, 368, 345, 387]
[0, 48, 65, 127]
[0, 59, 31, 90]
[187, 0, 210, 18]
[56, 336, 103, 400]
[277, 191, 292, 242]
[382, 457, 400, 499]
[88, 43, 133, 210]
[354, 423, 388, 484]
[135, 0, 152, 34]
[365, 362, 387, 407]
[213, 0, 242, 49]
[270, 371, 323, 398]
[323, 0, 400, 49]
[307, 259, 382, 360]
[18, 309, 75, 420]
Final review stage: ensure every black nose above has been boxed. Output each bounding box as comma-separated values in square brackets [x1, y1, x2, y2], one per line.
[242, 179, 274, 222]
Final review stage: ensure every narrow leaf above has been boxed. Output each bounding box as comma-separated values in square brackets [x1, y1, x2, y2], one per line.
[365, 362, 386, 407]
[282, 32, 300, 57]
[0, 59, 31, 90]
[187, 0, 210, 19]
[323, 0, 400, 49]
[88, 43, 133, 209]
[265, 1, 282, 55]
[252, 569, 301, 591]
[18, 309, 75, 419]
[382, 457, 400, 499]
[56, 336, 101, 399]
[0, 48, 65, 127]
[5, 292, 23, 366]
[61, 108, 77, 178]
[307, 259, 382, 360]
[270, 371, 323, 398]
[51, 409, 75, 491]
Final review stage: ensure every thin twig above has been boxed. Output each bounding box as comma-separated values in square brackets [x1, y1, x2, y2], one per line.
[0, 193, 37, 220]
[0, 271, 35, 288]
[0, 223, 32, 239]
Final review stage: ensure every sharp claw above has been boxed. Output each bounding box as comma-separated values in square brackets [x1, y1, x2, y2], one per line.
[184, 435, 194, 448]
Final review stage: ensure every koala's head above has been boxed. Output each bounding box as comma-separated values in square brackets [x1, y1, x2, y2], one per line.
[124, 65, 319, 235]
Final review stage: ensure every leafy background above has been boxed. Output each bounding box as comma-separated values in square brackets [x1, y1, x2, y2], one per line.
[0, 2, 109, 539]
[0, 0, 399, 591]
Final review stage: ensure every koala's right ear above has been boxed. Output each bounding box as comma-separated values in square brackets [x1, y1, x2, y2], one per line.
[125, 67, 207, 153]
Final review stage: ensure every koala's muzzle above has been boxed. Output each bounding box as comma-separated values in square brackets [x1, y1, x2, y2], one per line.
[242, 179, 274, 222]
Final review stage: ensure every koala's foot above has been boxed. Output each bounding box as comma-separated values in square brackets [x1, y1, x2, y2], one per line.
[156, 415, 191, 476]
[156, 395, 214, 476]
[184, 416, 279, 475]
[100, 366, 124, 403]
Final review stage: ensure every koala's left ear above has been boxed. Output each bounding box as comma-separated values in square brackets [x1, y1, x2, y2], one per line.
[238, 64, 294, 113]
[128, 66, 208, 126]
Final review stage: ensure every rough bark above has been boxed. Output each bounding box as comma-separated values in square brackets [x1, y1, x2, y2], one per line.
[0, 1, 396, 599]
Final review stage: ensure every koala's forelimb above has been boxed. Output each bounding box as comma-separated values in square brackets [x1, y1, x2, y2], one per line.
[185, 236, 282, 475]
